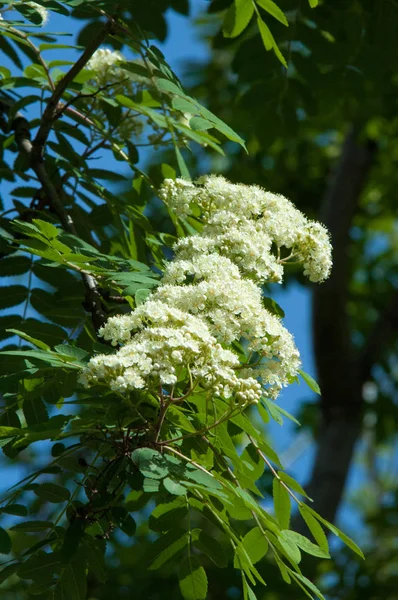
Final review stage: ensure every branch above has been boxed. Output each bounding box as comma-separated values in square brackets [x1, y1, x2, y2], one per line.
[0, 103, 106, 333]
[32, 18, 114, 157]
[302, 127, 377, 528]
[359, 288, 398, 383]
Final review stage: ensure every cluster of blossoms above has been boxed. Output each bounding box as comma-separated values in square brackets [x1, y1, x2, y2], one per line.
[80, 176, 332, 406]
[85, 49, 145, 141]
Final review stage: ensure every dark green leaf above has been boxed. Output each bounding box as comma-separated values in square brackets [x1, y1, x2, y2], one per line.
[0, 504, 28, 516]
[0, 527, 11, 555]
[34, 483, 70, 504]
[0, 285, 28, 309]
[23, 397, 49, 427]
[193, 530, 228, 568]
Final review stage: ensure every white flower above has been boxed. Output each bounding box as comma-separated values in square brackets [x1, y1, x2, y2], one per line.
[160, 175, 332, 283]
[81, 176, 331, 408]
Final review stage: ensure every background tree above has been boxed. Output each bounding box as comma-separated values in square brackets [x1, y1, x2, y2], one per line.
[0, 1, 396, 599]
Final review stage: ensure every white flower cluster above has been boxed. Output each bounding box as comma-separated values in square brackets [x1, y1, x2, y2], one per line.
[80, 301, 262, 404]
[81, 176, 332, 406]
[160, 175, 332, 284]
[85, 49, 144, 140]
[86, 48, 127, 88]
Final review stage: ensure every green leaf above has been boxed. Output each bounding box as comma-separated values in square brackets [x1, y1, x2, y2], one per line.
[0, 285, 28, 309]
[256, 0, 289, 26]
[290, 571, 326, 600]
[307, 508, 364, 559]
[55, 556, 87, 600]
[149, 498, 187, 532]
[18, 551, 61, 581]
[10, 521, 53, 533]
[32, 219, 60, 240]
[132, 448, 169, 480]
[143, 478, 161, 493]
[309, 0, 318, 7]
[0, 256, 31, 276]
[240, 527, 268, 564]
[82, 537, 106, 583]
[193, 530, 228, 568]
[298, 506, 329, 553]
[278, 472, 311, 499]
[0, 504, 28, 517]
[223, 0, 254, 39]
[262, 296, 285, 318]
[34, 483, 70, 503]
[135, 288, 152, 305]
[174, 144, 191, 180]
[163, 477, 187, 496]
[0, 563, 20, 584]
[148, 530, 189, 570]
[0, 527, 11, 555]
[257, 16, 273, 50]
[299, 370, 321, 394]
[273, 479, 291, 529]
[179, 556, 208, 600]
[281, 530, 330, 558]
[278, 534, 301, 565]
[6, 329, 50, 351]
[189, 117, 214, 131]
[23, 397, 49, 427]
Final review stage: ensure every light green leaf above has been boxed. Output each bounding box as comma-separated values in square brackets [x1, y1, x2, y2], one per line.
[299, 369, 321, 394]
[281, 530, 330, 558]
[189, 117, 214, 131]
[223, 0, 254, 38]
[256, 0, 288, 26]
[6, 329, 50, 351]
[163, 477, 187, 496]
[174, 144, 191, 180]
[273, 479, 291, 529]
[308, 508, 364, 559]
[149, 498, 187, 532]
[309, 0, 318, 7]
[257, 16, 273, 50]
[290, 571, 326, 600]
[298, 506, 329, 553]
[278, 533, 301, 565]
[278, 472, 311, 499]
[240, 527, 268, 564]
[179, 557, 208, 600]
[32, 219, 59, 240]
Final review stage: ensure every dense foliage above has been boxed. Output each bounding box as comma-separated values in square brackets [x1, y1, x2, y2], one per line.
[0, 1, 396, 600]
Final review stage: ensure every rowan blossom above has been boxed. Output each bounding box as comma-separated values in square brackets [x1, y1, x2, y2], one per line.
[80, 176, 331, 405]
